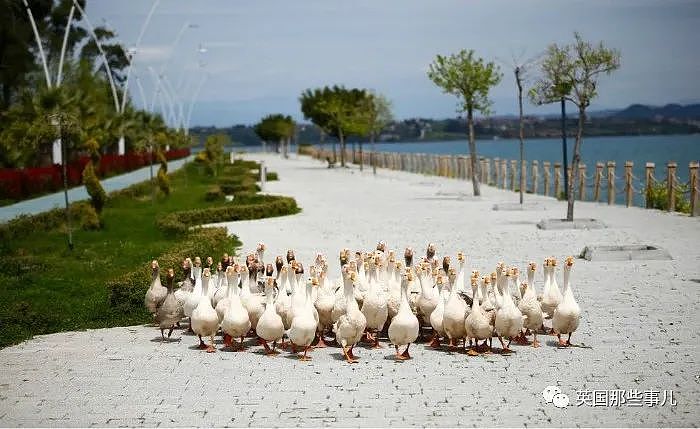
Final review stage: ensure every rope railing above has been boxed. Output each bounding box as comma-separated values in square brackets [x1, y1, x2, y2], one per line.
[301, 146, 699, 216]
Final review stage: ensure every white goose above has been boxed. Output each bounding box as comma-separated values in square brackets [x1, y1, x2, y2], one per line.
[256, 277, 285, 355]
[518, 262, 546, 348]
[275, 265, 293, 330]
[240, 264, 265, 331]
[428, 274, 448, 348]
[183, 258, 203, 329]
[464, 276, 492, 355]
[388, 270, 420, 360]
[155, 269, 180, 341]
[333, 271, 367, 364]
[360, 255, 388, 348]
[174, 258, 193, 321]
[220, 269, 251, 351]
[191, 268, 220, 353]
[313, 263, 335, 348]
[417, 262, 439, 325]
[552, 256, 581, 346]
[287, 277, 319, 360]
[442, 267, 467, 348]
[144, 260, 167, 317]
[212, 262, 229, 309]
[385, 255, 403, 322]
[494, 268, 524, 353]
[541, 257, 563, 332]
[215, 266, 239, 322]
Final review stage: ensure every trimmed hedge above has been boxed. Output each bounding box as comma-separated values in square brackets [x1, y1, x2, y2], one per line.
[155, 194, 299, 235]
[220, 181, 260, 195]
[107, 227, 239, 313]
[204, 185, 224, 201]
[0, 201, 101, 247]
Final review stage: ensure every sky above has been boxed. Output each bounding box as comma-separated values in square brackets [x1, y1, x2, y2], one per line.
[86, 0, 700, 127]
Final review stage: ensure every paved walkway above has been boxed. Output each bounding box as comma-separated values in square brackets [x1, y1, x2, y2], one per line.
[0, 153, 698, 427]
[0, 156, 192, 223]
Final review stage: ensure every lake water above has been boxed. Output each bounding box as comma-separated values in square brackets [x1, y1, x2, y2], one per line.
[251, 134, 699, 206]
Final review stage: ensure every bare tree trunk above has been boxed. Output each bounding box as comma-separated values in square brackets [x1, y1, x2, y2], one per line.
[319, 129, 325, 153]
[339, 129, 346, 167]
[467, 108, 481, 196]
[516, 70, 525, 205]
[567, 107, 586, 221]
[331, 140, 336, 164]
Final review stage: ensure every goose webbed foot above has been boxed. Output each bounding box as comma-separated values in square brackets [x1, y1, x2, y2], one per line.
[395, 344, 410, 360]
[223, 333, 233, 347]
[428, 334, 441, 348]
[299, 346, 312, 361]
[342, 346, 358, 364]
[205, 336, 216, 353]
[557, 333, 572, 347]
[197, 336, 207, 349]
[513, 332, 529, 345]
[314, 334, 328, 348]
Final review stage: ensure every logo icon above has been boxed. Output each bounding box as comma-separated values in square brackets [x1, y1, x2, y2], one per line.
[542, 385, 570, 408]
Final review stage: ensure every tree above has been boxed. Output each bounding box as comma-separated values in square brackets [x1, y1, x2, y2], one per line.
[253, 114, 294, 157]
[530, 32, 620, 221]
[300, 88, 333, 159]
[499, 52, 541, 205]
[299, 86, 368, 167]
[428, 49, 502, 196]
[357, 92, 393, 173]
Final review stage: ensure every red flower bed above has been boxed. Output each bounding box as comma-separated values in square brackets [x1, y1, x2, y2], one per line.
[0, 148, 190, 201]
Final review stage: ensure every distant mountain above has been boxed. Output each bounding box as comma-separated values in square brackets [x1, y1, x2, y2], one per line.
[613, 103, 700, 120]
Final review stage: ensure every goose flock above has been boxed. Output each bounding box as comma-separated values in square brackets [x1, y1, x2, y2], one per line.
[145, 242, 581, 363]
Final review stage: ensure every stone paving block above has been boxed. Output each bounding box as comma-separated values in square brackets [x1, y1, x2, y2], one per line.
[537, 218, 606, 230]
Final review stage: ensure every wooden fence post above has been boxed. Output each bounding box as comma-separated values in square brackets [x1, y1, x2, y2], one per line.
[593, 162, 603, 202]
[624, 161, 633, 207]
[578, 164, 586, 201]
[500, 159, 507, 189]
[531, 160, 538, 194]
[607, 161, 616, 205]
[494, 157, 500, 187]
[554, 162, 561, 198]
[667, 162, 677, 212]
[690, 161, 699, 216]
[543, 161, 551, 196]
[510, 160, 517, 191]
[645, 162, 655, 208]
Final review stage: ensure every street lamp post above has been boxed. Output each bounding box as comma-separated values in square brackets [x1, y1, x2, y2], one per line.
[52, 115, 74, 251]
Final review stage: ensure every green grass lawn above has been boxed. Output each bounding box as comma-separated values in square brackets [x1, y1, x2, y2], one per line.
[0, 160, 292, 348]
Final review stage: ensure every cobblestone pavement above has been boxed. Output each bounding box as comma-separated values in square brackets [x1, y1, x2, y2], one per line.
[1, 154, 698, 427]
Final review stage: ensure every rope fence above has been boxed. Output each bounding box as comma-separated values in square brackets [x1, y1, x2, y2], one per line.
[303, 147, 700, 217]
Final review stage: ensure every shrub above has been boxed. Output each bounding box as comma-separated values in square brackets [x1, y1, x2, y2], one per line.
[106, 227, 240, 314]
[645, 182, 691, 213]
[156, 194, 300, 235]
[157, 167, 170, 196]
[77, 203, 102, 230]
[220, 182, 260, 195]
[109, 180, 151, 200]
[82, 161, 107, 213]
[266, 171, 278, 181]
[204, 185, 224, 201]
